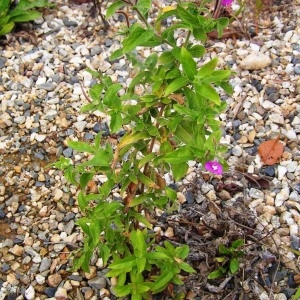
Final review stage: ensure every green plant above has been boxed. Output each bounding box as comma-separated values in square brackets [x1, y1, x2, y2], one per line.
[208, 239, 245, 279]
[0, 0, 53, 37]
[51, 0, 233, 297]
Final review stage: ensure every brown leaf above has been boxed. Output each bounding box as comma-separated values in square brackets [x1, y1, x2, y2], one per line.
[257, 136, 284, 165]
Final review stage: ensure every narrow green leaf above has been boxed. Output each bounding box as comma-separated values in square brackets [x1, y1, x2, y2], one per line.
[231, 239, 244, 249]
[218, 244, 231, 255]
[164, 77, 189, 96]
[79, 172, 94, 189]
[197, 57, 218, 78]
[195, 83, 220, 104]
[165, 186, 177, 201]
[113, 285, 131, 297]
[78, 191, 88, 211]
[123, 27, 154, 53]
[180, 47, 196, 81]
[109, 255, 136, 270]
[67, 140, 96, 153]
[0, 22, 15, 36]
[137, 153, 156, 169]
[89, 83, 103, 102]
[110, 111, 122, 133]
[151, 271, 174, 293]
[208, 268, 225, 279]
[179, 262, 196, 273]
[103, 83, 122, 108]
[9, 11, 41, 23]
[106, 0, 124, 18]
[230, 258, 239, 274]
[131, 230, 147, 256]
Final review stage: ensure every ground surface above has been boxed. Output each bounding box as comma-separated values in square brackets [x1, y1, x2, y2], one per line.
[0, 0, 300, 299]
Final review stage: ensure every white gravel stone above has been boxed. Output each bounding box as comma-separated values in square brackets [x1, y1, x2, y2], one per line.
[275, 186, 290, 206]
[240, 52, 272, 70]
[277, 165, 287, 180]
[25, 285, 35, 300]
[232, 145, 243, 156]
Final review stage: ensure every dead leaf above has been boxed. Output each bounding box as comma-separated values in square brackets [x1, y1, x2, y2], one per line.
[257, 136, 284, 165]
[169, 93, 185, 105]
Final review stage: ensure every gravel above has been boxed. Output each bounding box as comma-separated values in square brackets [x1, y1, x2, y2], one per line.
[0, 0, 300, 299]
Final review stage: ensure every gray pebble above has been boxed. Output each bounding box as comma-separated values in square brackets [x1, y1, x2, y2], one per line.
[91, 45, 102, 56]
[39, 257, 52, 272]
[294, 64, 300, 75]
[63, 148, 73, 157]
[37, 83, 57, 91]
[88, 275, 107, 289]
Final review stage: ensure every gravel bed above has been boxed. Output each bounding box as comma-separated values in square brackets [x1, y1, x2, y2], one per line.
[0, 0, 300, 299]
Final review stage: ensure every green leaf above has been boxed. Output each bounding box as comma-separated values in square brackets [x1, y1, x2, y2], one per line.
[145, 53, 158, 70]
[177, 6, 198, 26]
[192, 27, 206, 41]
[164, 147, 193, 164]
[174, 123, 193, 144]
[164, 77, 189, 96]
[175, 245, 189, 259]
[159, 51, 175, 65]
[202, 70, 231, 83]
[110, 48, 123, 60]
[218, 244, 231, 255]
[219, 81, 234, 95]
[0, 22, 15, 36]
[130, 230, 147, 257]
[165, 186, 177, 201]
[134, 0, 151, 17]
[148, 125, 159, 136]
[230, 258, 239, 274]
[9, 11, 41, 23]
[195, 83, 220, 105]
[197, 57, 218, 78]
[79, 172, 94, 189]
[78, 191, 88, 211]
[231, 239, 244, 249]
[123, 26, 154, 53]
[103, 83, 122, 108]
[187, 45, 206, 58]
[208, 268, 225, 279]
[137, 153, 156, 169]
[113, 285, 131, 297]
[109, 255, 136, 270]
[67, 140, 96, 153]
[106, 0, 124, 18]
[171, 162, 189, 181]
[110, 111, 122, 133]
[0, 0, 10, 11]
[180, 47, 196, 81]
[100, 244, 110, 266]
[179, 262, 196, 273]
[135, 257, 147, 273]
[130, 211, 153, 229]
[81, 148, 112, 167]
[89, 83, 103, 102]
[151, 270, 174, 293]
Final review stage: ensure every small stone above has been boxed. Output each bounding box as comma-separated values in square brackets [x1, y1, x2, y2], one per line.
[25, 285, 35, 300]
[44, 287, 57, 298]
[88, 275, 107, 289]
[36, 274, 46, 284]
[74, 121, 87, 132]
[48, 274, 62, 287]
[37, 82, 57, 91]
[9, 245, 23, 256]
[164, 227, 174, 238]
[240, 52, 272, 70]
[277, 165, 287, 180]
[55, 287, 68, 299]
[53, 188, 64, 201]
[39, 257, 52, 272]
[275, 186, 290, 206]
[232, 145, 243, 157]
[249, 188, 264, 199]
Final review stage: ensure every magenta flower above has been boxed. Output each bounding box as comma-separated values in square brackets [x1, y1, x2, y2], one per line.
[204, 161, 223, 175]
[221, 0, 233, 6]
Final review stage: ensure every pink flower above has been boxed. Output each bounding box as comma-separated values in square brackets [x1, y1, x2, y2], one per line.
[204, 161, 223, 175]
[221, 0, 233, 6]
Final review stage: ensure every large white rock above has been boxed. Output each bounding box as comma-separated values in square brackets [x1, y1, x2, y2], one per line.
[240, 52, 272, 70]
